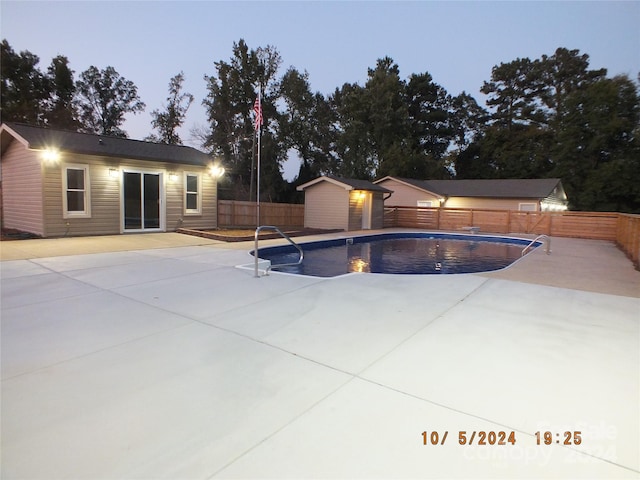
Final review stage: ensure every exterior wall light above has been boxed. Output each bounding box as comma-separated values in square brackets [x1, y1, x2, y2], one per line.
[41, 149, 60, 163]
[168, 172, 179, 182]
[108, 168, 119, 178]
[209, 165, 225, 178]
[541, 200, 568, 212]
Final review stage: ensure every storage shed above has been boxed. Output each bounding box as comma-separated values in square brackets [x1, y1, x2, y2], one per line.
[1, 122, 224, 238]
[296, 175, 392, 231]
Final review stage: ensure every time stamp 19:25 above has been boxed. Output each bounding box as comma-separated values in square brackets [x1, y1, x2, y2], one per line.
[421, 431, 582, 446]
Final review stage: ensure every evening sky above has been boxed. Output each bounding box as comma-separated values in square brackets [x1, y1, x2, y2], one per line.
[2, 1, 638, 179]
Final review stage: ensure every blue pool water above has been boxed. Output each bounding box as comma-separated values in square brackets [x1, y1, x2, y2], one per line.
[254, 233, 538, 277]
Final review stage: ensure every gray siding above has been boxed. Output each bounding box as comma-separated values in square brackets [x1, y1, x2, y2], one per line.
[167, 171, 218, 231]
[444, 197, 540, 211]
[8, 145, 217, 237]
[303, 184, 386, 232]
[304, 183, 348, 230]
[43, 156, 121, 237]
[378, 179, 441, 206]
[1, 141, 45, 236]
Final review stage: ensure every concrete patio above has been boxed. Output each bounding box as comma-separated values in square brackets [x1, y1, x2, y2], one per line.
[1, 231, 638, 479]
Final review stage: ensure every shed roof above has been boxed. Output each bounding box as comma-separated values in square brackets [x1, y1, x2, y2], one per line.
[0, 122, 212, 166]
[375, 176, 564, 199]
[297, 175, 392, 193]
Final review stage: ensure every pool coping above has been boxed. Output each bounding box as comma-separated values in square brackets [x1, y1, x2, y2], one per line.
[248, 231, 542, 279]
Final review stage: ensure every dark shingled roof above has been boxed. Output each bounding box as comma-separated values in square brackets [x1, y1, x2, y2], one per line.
[384, 177, 563, 199]
[297, 175, 392, 193]
[1, 123, 212, 166]
[325, 175, 392, 193]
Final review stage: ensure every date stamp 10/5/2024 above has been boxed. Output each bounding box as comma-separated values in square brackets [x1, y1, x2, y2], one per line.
[421, 430, 582, 447]
[420, 423, 619, 467]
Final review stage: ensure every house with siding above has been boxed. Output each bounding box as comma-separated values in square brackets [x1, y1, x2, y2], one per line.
[374, 176, 568, 211]
[0, 123, 223, 238]
[297, 175, 392, 231]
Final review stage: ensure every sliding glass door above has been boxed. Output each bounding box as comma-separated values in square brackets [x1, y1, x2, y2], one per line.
[123, 171, 162, 231]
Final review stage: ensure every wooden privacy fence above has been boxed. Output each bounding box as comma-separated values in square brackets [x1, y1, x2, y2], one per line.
[218, 200, 304, 228]
[384, 206, 621, 241]
[616, 213, 640, 268]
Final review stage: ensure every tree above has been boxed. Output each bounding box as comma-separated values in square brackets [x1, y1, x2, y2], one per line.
[332, 82, 377, 179]
[279, 67, 337, 183]
[146, 72, 193, 144]
[331, 59, 459, 180]
[449, 91, 488, 150]
[448, 92, 489, 178]
[332, 58, 416, 180]
[469, 48, 613, 182]
[539, 47, 607, 126]
[75, 65, 145, 137]
[404, 72, 455, 178]
[462, 48, 639, 212]
[552, 75, 639, 211]
[0, 39, 50, 124]
[203, 39, 286, 200]
[43, 55, 78, 129]
[362, 57, 411, 178]
[480, 57, 546, 129]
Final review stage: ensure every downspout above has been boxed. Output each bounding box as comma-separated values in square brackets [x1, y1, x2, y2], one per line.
[383, 191, 394, 228]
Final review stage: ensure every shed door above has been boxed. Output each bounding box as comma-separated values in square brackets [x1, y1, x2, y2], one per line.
[123, 171, 163, 231]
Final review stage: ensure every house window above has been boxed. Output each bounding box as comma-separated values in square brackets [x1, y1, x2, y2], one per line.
[417, 200, 433, 207]
[63, 164, 91, 218]
[519, 203, 537, 212]
[184, 172, 201, 215]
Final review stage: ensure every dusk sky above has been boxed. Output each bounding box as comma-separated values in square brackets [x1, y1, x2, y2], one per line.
[2, 1, 639, 179]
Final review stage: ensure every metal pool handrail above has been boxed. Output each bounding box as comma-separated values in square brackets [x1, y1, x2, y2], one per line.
[522, 234, 551, 256]
[254, 225, 304, 277]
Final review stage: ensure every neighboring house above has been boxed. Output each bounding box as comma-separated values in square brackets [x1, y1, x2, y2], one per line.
[374, 176, 568, 211]
[0, 122, 223, 237]
[297, 175, 392, 231]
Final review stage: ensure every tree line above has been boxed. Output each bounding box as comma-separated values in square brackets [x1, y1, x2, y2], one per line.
[1, 38, 638, 211]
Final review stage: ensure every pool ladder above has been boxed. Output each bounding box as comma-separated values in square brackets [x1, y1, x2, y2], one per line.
[521, 234, 551, 256]
[254, 225, 304, 277]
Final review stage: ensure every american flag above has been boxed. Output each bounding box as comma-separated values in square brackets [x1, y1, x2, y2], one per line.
[253, 96, 263, 131]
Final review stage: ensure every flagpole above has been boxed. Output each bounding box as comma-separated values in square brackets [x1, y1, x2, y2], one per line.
[256, 90, 261, 228]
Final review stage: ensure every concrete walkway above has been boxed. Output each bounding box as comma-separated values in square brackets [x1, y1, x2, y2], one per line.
[0, 232, 226, 260]
[1, 232, 638, 478]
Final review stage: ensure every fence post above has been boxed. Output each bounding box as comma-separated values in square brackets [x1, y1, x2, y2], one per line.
[231, 200, 236, 227]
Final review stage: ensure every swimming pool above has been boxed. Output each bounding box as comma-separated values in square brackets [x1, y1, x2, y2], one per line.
[253, 232, 540, 277]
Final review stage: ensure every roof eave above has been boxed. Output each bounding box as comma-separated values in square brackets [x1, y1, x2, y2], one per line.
[375, 175, 443, 196]
[0, 123, 31, 154]
[297, 175, 354, 191]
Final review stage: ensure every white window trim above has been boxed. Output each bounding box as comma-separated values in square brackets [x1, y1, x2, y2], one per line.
[62, 163, 91, 219]
[518, 202, 538, 212]
[184, 172, 202, 215]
